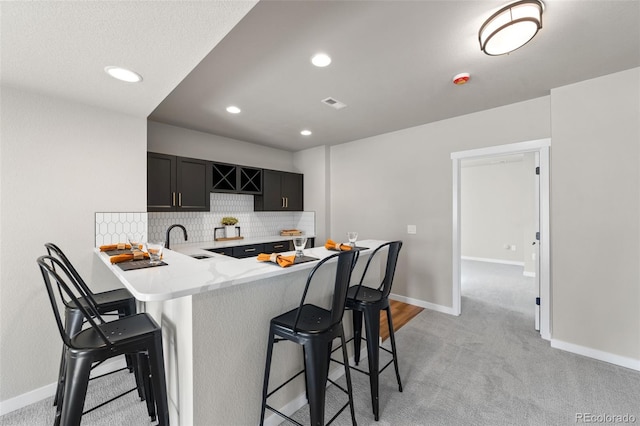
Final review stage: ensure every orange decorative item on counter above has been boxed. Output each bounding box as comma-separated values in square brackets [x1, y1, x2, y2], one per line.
[110, 252, 149, 264]
[325, 239, 352, 251]
[257, 253, 296, 268]
[99, 243, 132, 252]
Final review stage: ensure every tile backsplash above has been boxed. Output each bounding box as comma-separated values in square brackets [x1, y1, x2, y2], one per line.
[95, 195, 315, 247]
[147, 193, 315, 245]
[95, 212, 148, 247]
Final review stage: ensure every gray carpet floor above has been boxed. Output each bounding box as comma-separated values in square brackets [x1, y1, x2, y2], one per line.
[2, 260, 639, 425]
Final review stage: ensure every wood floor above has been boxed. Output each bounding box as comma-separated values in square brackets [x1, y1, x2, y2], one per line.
[379, 300, 424, 341]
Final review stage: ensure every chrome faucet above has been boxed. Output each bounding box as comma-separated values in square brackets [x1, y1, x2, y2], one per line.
[165, 224, 188, 250]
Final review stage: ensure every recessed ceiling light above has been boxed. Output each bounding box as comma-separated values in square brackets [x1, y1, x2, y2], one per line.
[104, 66, 143, 83]
[300, 130, 312, 136]
[226, 106, 241, 114]
[311, 53, 331, 67]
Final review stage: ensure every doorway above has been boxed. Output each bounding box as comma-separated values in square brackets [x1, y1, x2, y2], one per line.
[451, 139, 551, 340]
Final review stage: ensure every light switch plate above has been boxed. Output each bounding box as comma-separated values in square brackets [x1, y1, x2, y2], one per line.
[407, 225, 417, 234]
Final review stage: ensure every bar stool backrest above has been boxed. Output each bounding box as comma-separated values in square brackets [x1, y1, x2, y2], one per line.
[353, 241, 403, 299]
[37, 255, 112, 350]
[45, 242, 99, 309]
[293, 250, 357, 332]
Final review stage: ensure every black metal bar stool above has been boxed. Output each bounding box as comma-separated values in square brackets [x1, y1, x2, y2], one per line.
[345, 241, 403, 421]
[260, 251, 358, 426]
[37, 255, 169, 426]
[44, 243, 138, 407]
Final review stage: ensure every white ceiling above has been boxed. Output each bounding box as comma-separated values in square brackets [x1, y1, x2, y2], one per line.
[1, 1, 258, 116]
[3, 1, 639, 153]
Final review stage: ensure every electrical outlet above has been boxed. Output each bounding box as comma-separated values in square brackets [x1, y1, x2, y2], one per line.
[407, 225, 417, 234]
[511, 245, 516, 251]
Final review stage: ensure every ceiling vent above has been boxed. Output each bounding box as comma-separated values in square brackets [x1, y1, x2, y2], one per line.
[321, 97, 347, 110]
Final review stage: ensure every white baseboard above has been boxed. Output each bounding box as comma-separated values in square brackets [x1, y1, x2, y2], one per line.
[0, 357, 128, 416]
[550, 339, 640, 372]
[389, 293, 457, 316]
[462, 256, 525, 267]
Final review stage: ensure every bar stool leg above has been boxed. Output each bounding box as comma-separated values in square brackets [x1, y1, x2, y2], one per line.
[363, 309, 381, 421]
[385, 306, 403, 392]
[149, 335, 170, 426]
[339, 327, 357, 425]
[351, 310, 363, 365]
[259, 330, 276, 426]
[55, 310, 84, 407]
[60, 353, 93, 426]
[303, 339, 330, 426]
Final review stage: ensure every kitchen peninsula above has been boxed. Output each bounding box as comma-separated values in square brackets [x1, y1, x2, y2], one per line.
[95, 239, 387, 425]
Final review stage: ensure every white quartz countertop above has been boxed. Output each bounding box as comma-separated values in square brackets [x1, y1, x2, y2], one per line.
[95, 239, 385, 302]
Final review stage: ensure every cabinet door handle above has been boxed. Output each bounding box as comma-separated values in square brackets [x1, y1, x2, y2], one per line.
[273, 244, 284, 249]
[285, 197, 289, 208]
[179, 193, 182, 207]
[244, 248, 256, 252]
[172, 192, 176, 206]
[281, 197, 285, 208]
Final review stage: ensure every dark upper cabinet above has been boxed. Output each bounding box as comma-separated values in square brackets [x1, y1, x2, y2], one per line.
[254, 169, 303, 211]
[212, 162, 262, 194]
[147, 152, 211, 212]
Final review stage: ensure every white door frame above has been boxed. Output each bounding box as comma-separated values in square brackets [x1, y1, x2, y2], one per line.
[451, 139, 551, 340]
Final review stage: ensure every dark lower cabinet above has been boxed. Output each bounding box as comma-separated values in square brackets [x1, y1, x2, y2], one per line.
[148, 152, 211, 212]
[254, 169, 303, 211]
[204, 238, 314, 259]
[232, 244, 264, 259]
[264, 241, 289, 253]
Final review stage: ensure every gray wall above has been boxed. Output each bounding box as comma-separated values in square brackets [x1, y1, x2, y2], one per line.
[294, 145, 330, 244]
[0, 86, 147, 401]
[550, 68, 640, 358]
[459, 153, 537, 275]
[461, 156, 534, 265]
[328, 97, 551, 308]
[147, 120, 294, 172]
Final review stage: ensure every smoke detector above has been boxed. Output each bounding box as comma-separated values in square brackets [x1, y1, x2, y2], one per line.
[453, 73, 470, 85]
[321, 97, 347, 110]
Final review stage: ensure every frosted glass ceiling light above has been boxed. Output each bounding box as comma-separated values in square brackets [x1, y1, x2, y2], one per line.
[300, 130, 312, 136]
[226, 106, 241, 114]
[479, 0, 543, 56]
[104, 66, 143, 83]
[311, 53, 331, 67]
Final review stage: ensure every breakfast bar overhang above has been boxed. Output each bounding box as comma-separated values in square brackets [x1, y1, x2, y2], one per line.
[95, 240, 387, 425]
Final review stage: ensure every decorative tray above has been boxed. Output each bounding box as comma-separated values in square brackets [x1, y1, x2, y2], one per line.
[105, 249, 133, 256]
[327, 246, 369, 252]
[264, 255, 319, 266]
[117, 259, 168, 271]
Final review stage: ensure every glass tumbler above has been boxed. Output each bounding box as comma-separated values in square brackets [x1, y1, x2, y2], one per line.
[146, 242, 165, 265]
[293, 237, 307, 258]
[347, 232, 358, 247]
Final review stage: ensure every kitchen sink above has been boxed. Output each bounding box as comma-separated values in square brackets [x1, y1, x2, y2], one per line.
[190, 254, 212, 260]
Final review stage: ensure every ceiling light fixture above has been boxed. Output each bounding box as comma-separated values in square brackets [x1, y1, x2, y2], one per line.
[226, 106, 241, 114]
[300, 130, 312, 136]
[479, 0, 543, 56]
[311, 53, 331, 67]
[104, 66, 143, 83]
